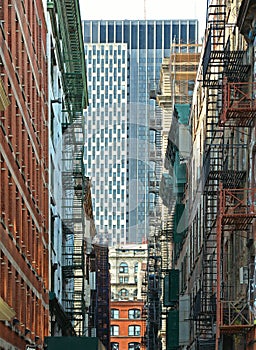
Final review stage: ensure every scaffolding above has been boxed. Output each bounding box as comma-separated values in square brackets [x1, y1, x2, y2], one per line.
[169, 44, 201, 105]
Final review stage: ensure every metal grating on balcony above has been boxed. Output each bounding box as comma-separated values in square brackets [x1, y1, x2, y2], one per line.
[48, 0, 88, 115]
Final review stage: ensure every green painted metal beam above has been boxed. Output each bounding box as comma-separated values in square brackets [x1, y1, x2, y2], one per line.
[48, 0, 88, 116]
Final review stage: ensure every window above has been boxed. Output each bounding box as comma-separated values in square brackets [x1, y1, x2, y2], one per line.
[164, 23, 171, 49]
[108, 24, 114, 42]
[128, 309, 141, 319]
[128, 343, 140, 350]
[131, 23, 137, 49]
[119, 276, 129, 284]
[128, 325, 141, 336]
[100, 23, 106, 42]
[156, 23, 162, 49]
[116, 24, 122, 42]
[134, 262, 138, 273]
[111, 309, 119, 319]
[110, 325, 119, 336]
[119, 262, 128, 273]
[147, 24, 154, 49]
[111, 343, 119, 350]
[118, 288, 129, 299]
[139, 24, 146, 49]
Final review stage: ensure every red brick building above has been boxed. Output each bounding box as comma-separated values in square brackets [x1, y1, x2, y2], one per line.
[110, 300, 146, 350]
[0, 0, 49, 348]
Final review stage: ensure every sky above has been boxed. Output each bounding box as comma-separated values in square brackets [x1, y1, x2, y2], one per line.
[79, 0, 208, 40]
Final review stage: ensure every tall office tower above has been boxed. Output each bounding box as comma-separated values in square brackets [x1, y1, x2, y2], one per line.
[84, 43, 128, 246]
[83, 20, 198, 245]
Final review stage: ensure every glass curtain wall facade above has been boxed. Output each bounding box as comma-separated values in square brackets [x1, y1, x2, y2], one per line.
[83, 20, 198, 245]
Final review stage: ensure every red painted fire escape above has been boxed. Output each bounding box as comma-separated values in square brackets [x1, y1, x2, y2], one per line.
[216, 74, 256, 347]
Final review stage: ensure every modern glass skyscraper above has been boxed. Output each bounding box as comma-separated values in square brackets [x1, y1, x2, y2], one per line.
[83, 20, 198, 245]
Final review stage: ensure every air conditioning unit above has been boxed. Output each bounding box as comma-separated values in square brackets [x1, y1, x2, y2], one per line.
[239, 266, 248, 284]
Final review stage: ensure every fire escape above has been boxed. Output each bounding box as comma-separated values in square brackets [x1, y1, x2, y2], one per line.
[149, 100, 163, 236]
[216, 186, 256, 347]
[93, 244, 110, 350]
[145, 81, 164, 350]
[144, 238, 162, 350]
[195, 1, 251, 347]
[47, 0, 88, 337]
[62, 116, 87, 335]
[215, 62, 256, 347]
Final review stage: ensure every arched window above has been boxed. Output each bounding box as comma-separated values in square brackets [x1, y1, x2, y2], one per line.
[128, 343, 140, 350]
[128, 325, 141, 336]
[128, 309, 141, 319]
[119, 262, 128, 273]
[118, 288, 129, 299]
[110, 325, 119, 336]
[111, 343, 119, 350]
[134, 262, 138, 273]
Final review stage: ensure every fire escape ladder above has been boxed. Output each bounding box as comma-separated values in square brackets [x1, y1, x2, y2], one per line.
[198, 2, 226, 339]
[160, 221, 172, 273]
[203, 2, 226, 86]
[205, 85, 224, 149]
[61, 113, 86, 335]
[199, 84, 224, 341]
[149, 109, 163, 231]
[145, 239, 162, 350]
[94, 244, 110, 346]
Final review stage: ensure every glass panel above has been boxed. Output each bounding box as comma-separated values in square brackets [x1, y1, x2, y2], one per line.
[111, 309, 120, 319]
[128, 343, 140, 350]
[119, 262, 128, 273]
[164, 23, 171, 49]
[100, 22, 106, 43]
[92, 22, 98, 43]
[108, 23, 114, 42]
[156, 23, 162, 49]
[189, 23, 196, 44]
[147, 23, 154, 49]
[116, 23, 122, 42]
[128, 309, 141, 319]
[181, 23, 187, 43]
[84, 22, 90, 42]
[131, 23, 137, 49]
[124, 23, 130, 48]
[172, 23, 179, 44]
[139, 24, 146, 49]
